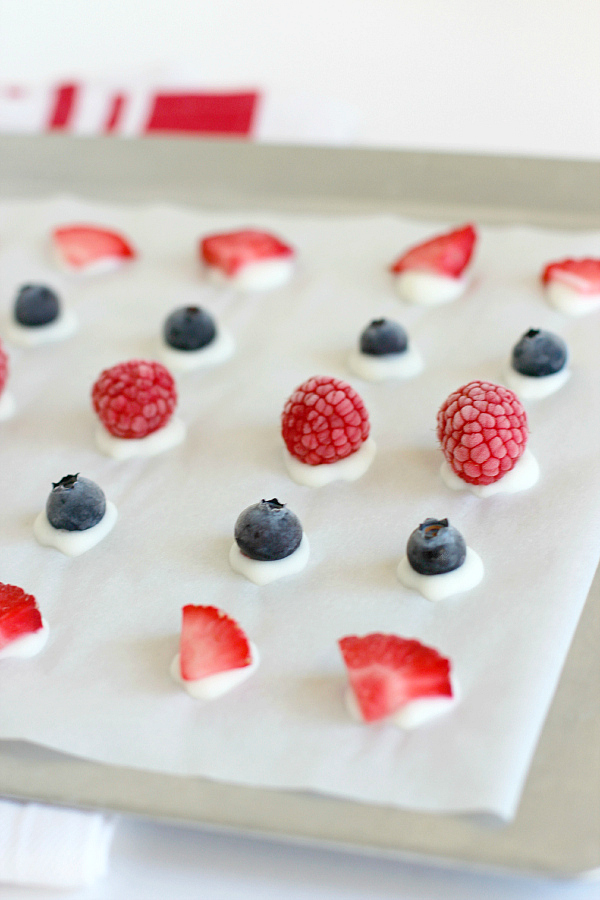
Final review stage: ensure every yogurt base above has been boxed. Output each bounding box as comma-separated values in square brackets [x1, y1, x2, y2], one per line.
[170, 642, 259, 700]
[0, 389, 16, 421]
[95, 417, 186, 459]
[0, 618, 49, 660]
[206, 258, 294, 291]
[397, 546, 484, 601]
[502, 365, 571, 400]
[393, 271, 468, 305]
[283, 438, 376, 487]
[229, 533, 309, 585]
[345, 677, 458, 729]
[157, 328, 235, 373]
[34, 502, 118, 556]
[6, 308, 78, 348]
[347, 345, 423, 382]
[545, 281, 600, 316]
[440, 448, 539, 497]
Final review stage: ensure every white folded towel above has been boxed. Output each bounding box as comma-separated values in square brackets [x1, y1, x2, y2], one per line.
[0, 798, 115, 889]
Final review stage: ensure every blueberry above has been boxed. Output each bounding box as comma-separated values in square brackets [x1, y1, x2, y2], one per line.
[163, 306, 216, 351]
[511, 329, 567, 377]
[46, 474, 106, 531]
[234, 499, 302, 561]
[406, 518, 466, 576]
[359, 319, 408, 356]
[15, 284, 60, 327]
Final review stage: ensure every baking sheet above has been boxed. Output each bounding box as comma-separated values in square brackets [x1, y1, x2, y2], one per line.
[0, 137, 596, 876]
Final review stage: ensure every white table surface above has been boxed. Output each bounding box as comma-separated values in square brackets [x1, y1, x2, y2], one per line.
[1, 816, 599, 900]
[0, 2, 599, 896]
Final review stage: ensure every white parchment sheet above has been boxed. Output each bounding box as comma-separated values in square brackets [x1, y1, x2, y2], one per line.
[0, 197, 599, 819]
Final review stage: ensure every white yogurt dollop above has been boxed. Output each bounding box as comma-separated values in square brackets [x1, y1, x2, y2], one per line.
[34, 502, 118, 557]
[545, 281, 600, 316]
[502, 364, 571, 400]
[347, 346, 423, 382]
[440, 447, 539, 497]
[170, 642, 259, 699]
[229, 533, 309, 585]
[345, 676, 459, 729]
[283, 438, 376, 487]
[95, 417, 186, 459]
[157, 329, 235, 373]
[0, 390, 16, 421]
[206, 258, 294, 291]
[6, 308, 78, 348]
[397, 546, 484, 601]
[393, 271, 468, 306]
[0, 618, 49, 660]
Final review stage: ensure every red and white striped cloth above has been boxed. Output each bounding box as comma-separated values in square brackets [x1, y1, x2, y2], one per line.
[0, 81, 358, 143]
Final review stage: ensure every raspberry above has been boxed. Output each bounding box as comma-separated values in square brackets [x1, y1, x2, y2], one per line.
[0, 338, 8, 395]
[92, 360, 177, 439]
[282, 376, 370, 466]
[437, 380, 528, 486]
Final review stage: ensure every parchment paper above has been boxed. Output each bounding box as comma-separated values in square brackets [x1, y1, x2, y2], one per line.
[0, 197, 599, 819]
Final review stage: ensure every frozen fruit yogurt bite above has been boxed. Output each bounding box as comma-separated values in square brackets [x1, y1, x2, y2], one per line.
[52, 224, 136, 275]
[200, 229, 295, 291]
[437, 380, 539, 497]
[397, 518, 484, 601]
[0, 337, 15, 421]
[348, 318, 423, 382]
[170, 605, 259, 700]
[0, 582, 49, 660]
[34, 473, 118, 557]
[281, 375, 375, 486]
[339, 633, 457, 728]
[6, 283, 78, 348]
[504, 329, 570, 399]
[92, 359, 186, 459]
[542, 258, 600, 316]
[158, 305, 234, 373]
[229, 498, 309, 585]
[390, 223, 477, 305]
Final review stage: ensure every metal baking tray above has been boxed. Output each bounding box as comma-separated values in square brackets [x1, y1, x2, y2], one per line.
[0, 135, 599, 879]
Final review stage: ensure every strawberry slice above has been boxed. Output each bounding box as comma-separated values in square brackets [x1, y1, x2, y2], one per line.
[200, 229, 294, 277]
[390, 224, 477, 278]
[0, 583, 43, 651]
[542, 258, 600, 294]
[52, 225, 136, 271]
[180, 605, 252, 681]
[339, 633, 452, 723]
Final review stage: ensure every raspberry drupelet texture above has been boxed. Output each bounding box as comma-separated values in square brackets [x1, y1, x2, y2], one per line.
[282, 376, 370, 466]
[92, 360, 177, 439]
[0, 338, 8, 394]
[437, 380, 528, 486]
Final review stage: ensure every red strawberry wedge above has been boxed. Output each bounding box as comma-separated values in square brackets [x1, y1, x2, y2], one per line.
[339, 633, 453, 724]
[390, 224, 477, 278]
[200, 230, 294, 277]
[52, 225, 136, 273]
[179, 605, 253, 682]
[542, 258, 600, 294]
[0, 583, 44, 653]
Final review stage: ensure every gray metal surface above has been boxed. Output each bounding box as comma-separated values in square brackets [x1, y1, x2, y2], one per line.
[0, 135, 598, 878]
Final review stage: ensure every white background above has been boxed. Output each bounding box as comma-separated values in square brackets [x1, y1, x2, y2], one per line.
[0, 2, 599, 898]
[0, 0, 599, 158]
